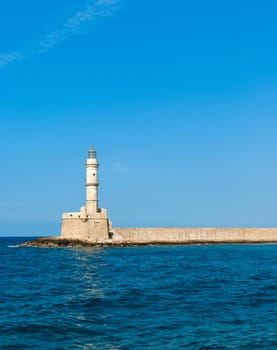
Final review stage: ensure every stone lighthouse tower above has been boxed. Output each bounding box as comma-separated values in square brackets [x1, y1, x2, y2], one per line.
[86, 146, 99, 214]
[61, 146, 110, 242]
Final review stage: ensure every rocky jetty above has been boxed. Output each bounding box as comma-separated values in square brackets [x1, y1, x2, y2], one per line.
[19, 236, 277, 248]
[19, 237, 147, 248]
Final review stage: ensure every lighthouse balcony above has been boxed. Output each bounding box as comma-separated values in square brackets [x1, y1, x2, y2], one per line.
[62, 208, 107, 220]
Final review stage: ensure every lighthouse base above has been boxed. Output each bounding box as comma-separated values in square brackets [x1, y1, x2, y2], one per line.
[61, 207, 111, 242]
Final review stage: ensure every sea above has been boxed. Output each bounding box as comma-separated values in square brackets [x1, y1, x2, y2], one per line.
[1, 237, 277, 349]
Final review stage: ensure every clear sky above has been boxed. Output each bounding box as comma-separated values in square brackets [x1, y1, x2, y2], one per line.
[1, 0, 277, 236]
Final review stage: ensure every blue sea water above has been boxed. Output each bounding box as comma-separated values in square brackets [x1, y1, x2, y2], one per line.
[1, 238, 277, 349]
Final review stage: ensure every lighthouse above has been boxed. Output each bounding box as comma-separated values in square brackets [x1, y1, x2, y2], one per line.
[61, 146, 110, 242]
[86, 146, 99, 214]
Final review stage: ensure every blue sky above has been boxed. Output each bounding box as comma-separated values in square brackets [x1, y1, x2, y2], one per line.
[1, 0, 277, 235]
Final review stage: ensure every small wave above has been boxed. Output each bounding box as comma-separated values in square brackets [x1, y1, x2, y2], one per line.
[8, 245, 19, 248]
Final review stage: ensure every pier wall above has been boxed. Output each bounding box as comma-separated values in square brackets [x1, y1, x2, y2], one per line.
[111, 227, 277, 243]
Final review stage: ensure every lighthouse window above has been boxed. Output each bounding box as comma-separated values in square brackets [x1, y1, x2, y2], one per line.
[93, 173, 95, 176]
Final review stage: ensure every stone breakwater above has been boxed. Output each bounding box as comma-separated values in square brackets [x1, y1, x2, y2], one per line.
[21, 227, 277, 247]
[111, 227, 277, 243]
